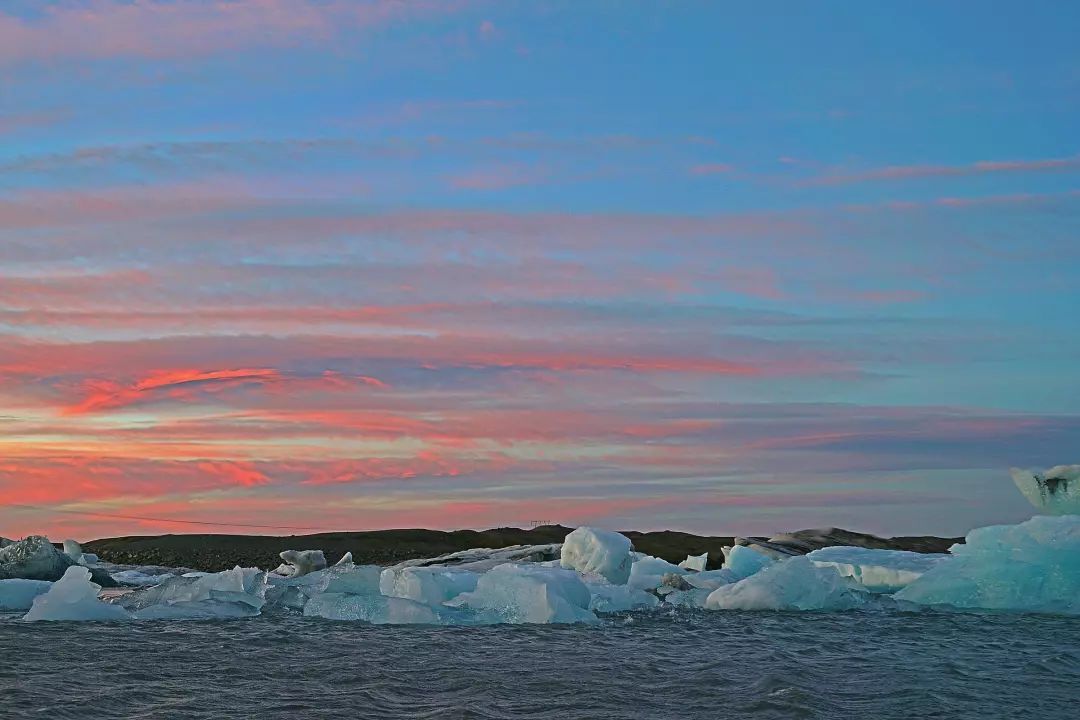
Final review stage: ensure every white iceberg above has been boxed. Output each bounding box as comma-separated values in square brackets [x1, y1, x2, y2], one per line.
[394, 544, 561, 573]
[24, 566, 131, 622]
[806, 546, 948, 593]
[722, 544, 777, 580]
[379, 566, 479, 607]
[560, 528, 633, 585]
[705, 557, 867, 611]
[1011, 466, 1080, 515]
[335, 552, 353, 565]
[276, 549, 327, 578]
[896, 514, 1080, 615]
[0, 579, 53, 611]
[678, 552, 708, 572]
[627, 554, 687, 590]
[448, 563, 597, 624]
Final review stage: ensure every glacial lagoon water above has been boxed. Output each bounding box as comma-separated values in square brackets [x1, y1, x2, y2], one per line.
[2, 609, 1078, 720]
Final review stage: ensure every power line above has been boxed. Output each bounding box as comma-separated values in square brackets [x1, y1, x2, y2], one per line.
[6, 504, 326, 532]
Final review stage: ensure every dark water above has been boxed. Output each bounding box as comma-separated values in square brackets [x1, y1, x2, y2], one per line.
[1, 609, 1078, 720]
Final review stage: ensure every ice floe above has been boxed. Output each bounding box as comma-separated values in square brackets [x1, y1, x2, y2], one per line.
[448, 563, 597, 624]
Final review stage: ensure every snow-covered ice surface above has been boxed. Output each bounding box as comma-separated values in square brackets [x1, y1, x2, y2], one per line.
[806, 546, 948, 592]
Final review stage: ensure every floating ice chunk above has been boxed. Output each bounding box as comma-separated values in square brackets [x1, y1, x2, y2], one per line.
[1011, 466, 1080, 515]
[110, 570, 175, 587]
[806, 547, 948, 593]
[705, 557, 867, 611]
[896, 514, 1080, 615]
[679, 552, 708, 572]
[24, 566, 131, 622]
[379, 566, 479, 606]
[627, 554, 686, 590]
[664, 587, 713, 608]
[395, 544, 561, 573]
[722, 544, 776, 580]
[0, 579, 52, 611]
[277, 549, 327, 578]
[560, 528, 633, 585]
[304, 593, 452, 624]
[448, 563, 597, 624]
[335, 552, 353, 565]
[684, 568, 736, 591]
[62, 540, 84, 562]
[586, 582, 660, 612]
[117, 566, 267, 618]
[0, 535, 76, 581]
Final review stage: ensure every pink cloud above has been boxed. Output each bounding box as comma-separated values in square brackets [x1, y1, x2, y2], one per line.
[809, 154, 1080, 186]
[689, 162, 735, 175]
[0, 0, 469, 64]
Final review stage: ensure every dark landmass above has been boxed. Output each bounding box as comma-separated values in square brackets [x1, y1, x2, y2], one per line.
[84, 526, 963, 572]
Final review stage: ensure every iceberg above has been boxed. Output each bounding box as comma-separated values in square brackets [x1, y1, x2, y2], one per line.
[448, 563, 597, 624]
[0, 535, 77, 581]
[806, 547, 948, 593]
[722, 544, 776, 580]
[705, 557, 868, 611]
[118, 566, 268, 619]
[679, 552, 708, 572]
[560, 528, 633, 585]
[24, 566, 131, 622]
[1011, 466, 1080, 515]
[0, 579, 53, 611]
[110, 569, 176, 587]
[394, 543, 561, 573]
[896, 514, 1080, 615]
[627, 554, 687, 590]
[379, 566, 479, 606]
[276, 549, 327, 578]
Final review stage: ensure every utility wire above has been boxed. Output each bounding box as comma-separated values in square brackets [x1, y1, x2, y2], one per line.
[6, 503, 326, 532]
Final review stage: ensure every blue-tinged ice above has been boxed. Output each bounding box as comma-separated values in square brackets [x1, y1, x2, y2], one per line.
[586, 582, 660, 612]
[895, 514, 1080, 615]
[119, 566, 268, 619]
[705, 557, 868, 611]
[0, 578, 52, 611]
[24, 566, 131, 622]
[447, 563, 597, 624]
[627, 554, 686, 590]
[379, 565, 479, 606]
[560, 527, 633, 585]
[304, 593, 451, 624]
[806, 547, 948, 593]
[722, 544, 776, 580]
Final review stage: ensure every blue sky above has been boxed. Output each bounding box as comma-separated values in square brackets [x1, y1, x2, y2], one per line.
[1, 1, 1078, 539]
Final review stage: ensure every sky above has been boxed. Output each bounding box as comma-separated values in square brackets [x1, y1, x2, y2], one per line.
[1, 1, 1078, 540]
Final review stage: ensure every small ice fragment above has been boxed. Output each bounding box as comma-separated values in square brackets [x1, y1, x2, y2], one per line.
[679, 552, 708, 572]
[277, 549, 327, 578]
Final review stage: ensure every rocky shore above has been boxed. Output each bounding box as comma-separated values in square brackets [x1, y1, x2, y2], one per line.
[81, 525, 962, 573]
